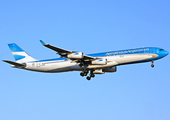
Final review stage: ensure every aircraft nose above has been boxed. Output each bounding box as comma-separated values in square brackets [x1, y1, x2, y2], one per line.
[158, 50, 169, 58]
[162, 51, 169, 57]
[165, 51, 169, 56]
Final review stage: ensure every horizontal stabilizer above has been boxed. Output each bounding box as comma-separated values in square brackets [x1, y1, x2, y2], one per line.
[2, 60, 26, 67]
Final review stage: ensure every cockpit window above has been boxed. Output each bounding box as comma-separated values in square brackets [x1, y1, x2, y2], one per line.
[160, 49, 165, 51]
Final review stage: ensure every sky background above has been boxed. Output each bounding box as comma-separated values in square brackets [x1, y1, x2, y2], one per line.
[0, 0, 170, 120]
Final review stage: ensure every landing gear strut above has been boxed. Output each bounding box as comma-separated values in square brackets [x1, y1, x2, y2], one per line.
[151, 61, 154, 68]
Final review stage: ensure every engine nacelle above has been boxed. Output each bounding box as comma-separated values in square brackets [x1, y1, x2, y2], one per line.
[93, 69, 105, 74]
[91, 58, 107, 65]
[103, 66, 117, 72]
[67, 52, 84, 59]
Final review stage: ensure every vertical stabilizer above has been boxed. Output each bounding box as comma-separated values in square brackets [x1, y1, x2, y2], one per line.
[8, 43, 37, 63]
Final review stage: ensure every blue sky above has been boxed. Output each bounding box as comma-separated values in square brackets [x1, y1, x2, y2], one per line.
[0, 0, 170, 120]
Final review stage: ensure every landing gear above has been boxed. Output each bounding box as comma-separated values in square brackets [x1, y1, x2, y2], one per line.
[80, 70, 88, 77]
[79, 63, 95, 80]
[151, 61, 154, 68]
[86, 76, 91, 80]
[80, 72, 85, 76]
[86, 70, 95, 80]
[80, 69, 95, 80]
[80, 64, 89, 77]
[91, 74, 95, 78]
[84, 72, 88, 76]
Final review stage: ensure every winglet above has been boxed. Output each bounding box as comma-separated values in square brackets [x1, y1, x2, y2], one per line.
[40, 40, 47, 45]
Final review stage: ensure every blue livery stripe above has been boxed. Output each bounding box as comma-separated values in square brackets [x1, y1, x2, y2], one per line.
[13, 55, 25, 61]
[8, 43, 24, 52]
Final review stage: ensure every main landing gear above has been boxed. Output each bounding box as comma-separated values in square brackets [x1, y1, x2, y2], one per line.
[79, 63, 95, 80]
[80, 70, 88, 77]
[151, 61, 154, 68]
[80, 70, 95, 80]
[86, 70, 95, 80]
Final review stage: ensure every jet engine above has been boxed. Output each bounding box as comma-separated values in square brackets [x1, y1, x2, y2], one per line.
[67, 52, 84, 59]
[91, 58, 107, 65]
[102, 66, 117, 72]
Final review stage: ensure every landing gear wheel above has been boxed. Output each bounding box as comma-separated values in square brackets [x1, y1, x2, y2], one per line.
[80, 72, 84, 77]
[84, 72, 88, 76]
[91, 74, 95, 78]
[86, 76, 91, 80]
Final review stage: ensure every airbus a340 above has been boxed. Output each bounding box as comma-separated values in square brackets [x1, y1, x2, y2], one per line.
[3, 40, 169, 80]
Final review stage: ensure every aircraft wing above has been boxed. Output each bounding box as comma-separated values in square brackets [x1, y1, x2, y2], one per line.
[40, 40, 72, 54]
[40, 40, 95, 60]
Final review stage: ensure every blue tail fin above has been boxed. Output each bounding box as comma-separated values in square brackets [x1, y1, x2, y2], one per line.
[8, 43, 37, 63]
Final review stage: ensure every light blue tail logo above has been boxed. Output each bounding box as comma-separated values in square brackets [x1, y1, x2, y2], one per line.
[13, 55, 25, 61]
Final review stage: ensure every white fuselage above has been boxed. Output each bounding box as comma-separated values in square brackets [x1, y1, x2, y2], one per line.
[24, 53, 158, 73]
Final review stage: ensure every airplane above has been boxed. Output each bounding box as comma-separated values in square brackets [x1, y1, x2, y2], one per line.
[3, 40, 169, 80]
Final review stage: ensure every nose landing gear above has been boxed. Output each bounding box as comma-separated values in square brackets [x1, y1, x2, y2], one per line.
[151, 61, 154, 68]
